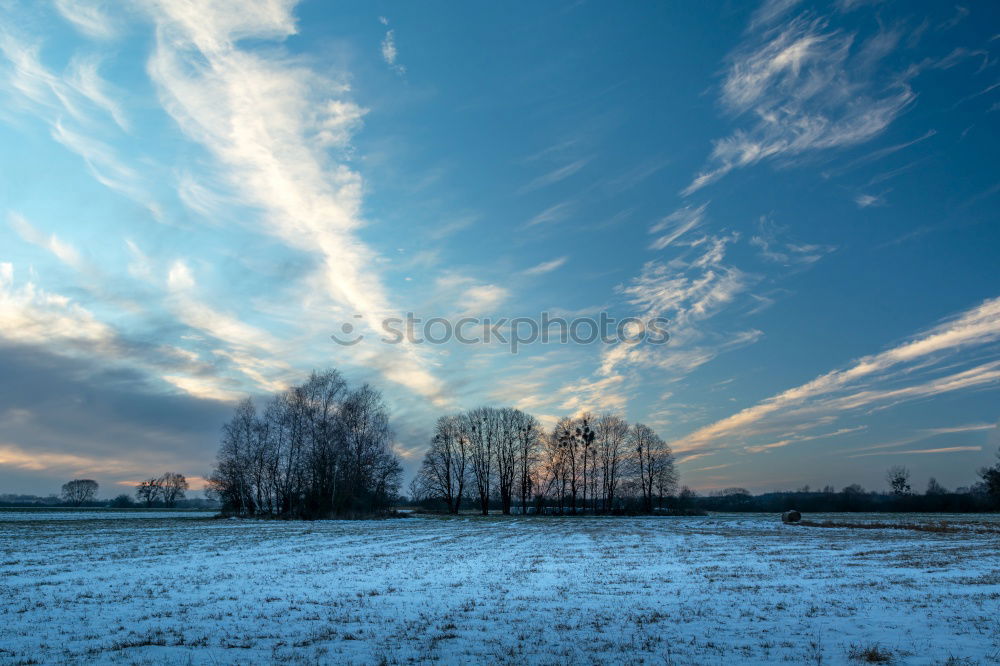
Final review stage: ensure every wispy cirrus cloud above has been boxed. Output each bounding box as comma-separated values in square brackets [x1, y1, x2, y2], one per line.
[848, 445, 981, 459]
[53, 0, 123, 41]
[434, 273, 510, 316]
[649, 203, 707, 250]
[8, 212, 84, 269]
[0, 31, 153, 209]
[51, 120, 148, 203]
[522, 201, 573, 229]
[521, 257, 567, 277]
[379, 17, 405, 75]
[599, 231, 761, 381]
[143, 0, 445, 404]
[519, 158, 590, 194]
[65, 54, 129, 130]
[750, 216, 835, 265]
[854, 193, 883, 207]
[684, 12, 917, 195]
[672, 296, 1000, 454]
[743, 425, 867, 454]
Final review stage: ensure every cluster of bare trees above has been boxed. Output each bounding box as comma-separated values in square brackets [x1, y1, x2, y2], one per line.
[208, 370, 401, 519]
[135, 473, 189, 507]
[411, 409, 677, 515]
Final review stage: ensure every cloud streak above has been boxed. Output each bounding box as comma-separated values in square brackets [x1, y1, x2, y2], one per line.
[143, 0, 445, 403]
[672, 296, 1000, 453]
[684, 12, 916, 194]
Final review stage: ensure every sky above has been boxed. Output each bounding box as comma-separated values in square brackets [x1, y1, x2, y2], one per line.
[0, 0, 998, 498]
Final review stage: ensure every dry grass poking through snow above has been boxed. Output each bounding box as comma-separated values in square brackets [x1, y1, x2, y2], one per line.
[799, 519, 1000, 535]
[0, 511, 998, 664]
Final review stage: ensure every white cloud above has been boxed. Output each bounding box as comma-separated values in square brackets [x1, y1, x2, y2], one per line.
[51, 120, 146, 201]
[523, 201, 572, 229]
[459, 284, 509, 315]
[0, 31, 155, 211]
[848, 445, 981, 459]
[854, 193, 882, 207]
[166, 260, 196, 291]
[0, 264, 114, 348]
[125, 240, 153, 281]
[598, 232, 759, 385]
[684, 13, 916, 194]
[53, 0, 122, 40]
[66, 54, 129, 130]
[748, 0, 802, 30]
[743, 425, 866, 454]
[920, 423, 995, 435]
[649, 203, 707, 250]
[161, 374, 244, 403]
[519, 158, 589, 193]
[621, 239, 749, 326]
[8, 212, 84, 269]
[521, 257, 567, 276]
[142, 0, 445, 404]
[750, 216, 835, 265]
[381, 27, 405, 75]
[176, 172, 233, 221]
[672, 296, 1000, 453]
[0, 261, 263, 403]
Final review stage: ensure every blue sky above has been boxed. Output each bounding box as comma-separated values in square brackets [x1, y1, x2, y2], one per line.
[0, 0, 998, 496]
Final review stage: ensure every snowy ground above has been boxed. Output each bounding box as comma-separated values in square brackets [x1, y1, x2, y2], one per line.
[1, 512, 998, 665]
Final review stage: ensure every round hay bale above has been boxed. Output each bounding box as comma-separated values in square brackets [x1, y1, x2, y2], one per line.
[781, 509, 801, 523]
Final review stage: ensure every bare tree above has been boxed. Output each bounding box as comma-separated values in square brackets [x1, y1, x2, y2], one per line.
[595, 414, 628, 511]
[653, 451, 678, 509]
[542, 422, 569, 513]
[336, 383, 399, 516]
[61, 479, 98, 506]
[465, 407, 499, 515]
[551, 416, 594, 514]
[978, 448, 1000, 503]
[925, 477, 948, 495]
[159, 473, 188, 508]
[630, 423, 674, 512]
[552, 418, 576, 512]
[494, 408, 520, 515]
[414, 415, 469, 513]
[885, 466, 912, 495]
[577, 414, 595, 512]
[514, 410, 541, 514]
[136, 478, 161, 507]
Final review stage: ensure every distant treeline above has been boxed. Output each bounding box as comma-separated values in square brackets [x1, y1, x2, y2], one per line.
[1, 473, 216, 509]
[687, 486, 998, 514]
[0, 494, 218, 510]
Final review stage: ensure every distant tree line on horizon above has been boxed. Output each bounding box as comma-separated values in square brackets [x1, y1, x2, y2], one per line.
[409, 409, 678, 515]
[0, 473, 214, 509]
[678, 461, 1000, 514]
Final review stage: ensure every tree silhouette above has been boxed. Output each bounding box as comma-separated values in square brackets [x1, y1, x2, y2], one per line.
[61, 479, 98, 506]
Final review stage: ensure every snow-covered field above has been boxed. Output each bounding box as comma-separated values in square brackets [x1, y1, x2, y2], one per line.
[1, 512, 998, 665]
